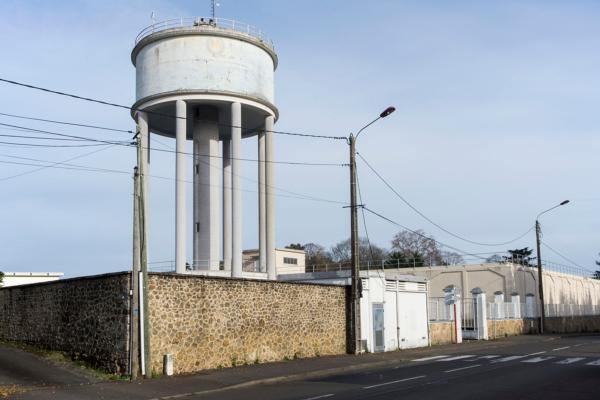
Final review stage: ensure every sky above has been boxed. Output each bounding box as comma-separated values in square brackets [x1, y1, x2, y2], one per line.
[0, 0, 598, 278]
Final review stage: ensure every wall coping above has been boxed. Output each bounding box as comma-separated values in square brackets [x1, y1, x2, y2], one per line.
[148, 272, 348, 289]
[0, 271, 130, 290]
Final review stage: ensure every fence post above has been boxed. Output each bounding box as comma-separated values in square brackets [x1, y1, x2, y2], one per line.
[511, 292, 521, 319]
[472, 287, 488, 340]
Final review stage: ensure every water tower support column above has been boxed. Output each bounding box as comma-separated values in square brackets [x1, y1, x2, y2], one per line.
[258, 129, 266, 272]
[265, 115, 276, 280]
[231, 102, 243, 277]
[193, 107, 220, 270]
[175, 99, 187, 274]
[222, 139, 232, 270]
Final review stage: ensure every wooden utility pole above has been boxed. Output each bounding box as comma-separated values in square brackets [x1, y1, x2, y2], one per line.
[130, 166, 140, 379]
[535, 220, 545, 334]
[349, 134, 361, 354]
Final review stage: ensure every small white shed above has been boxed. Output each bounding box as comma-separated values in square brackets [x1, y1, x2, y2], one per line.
[278, 270, 429, 352]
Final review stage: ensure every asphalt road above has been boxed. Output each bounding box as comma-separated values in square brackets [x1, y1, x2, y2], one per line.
[2, 335, 599, 399]
[193, 335, 600, 400]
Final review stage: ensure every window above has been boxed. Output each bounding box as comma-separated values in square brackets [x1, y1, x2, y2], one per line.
[283, 257, 298, 265]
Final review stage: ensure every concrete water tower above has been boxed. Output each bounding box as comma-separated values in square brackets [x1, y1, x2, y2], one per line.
[131, 17, 278, 279]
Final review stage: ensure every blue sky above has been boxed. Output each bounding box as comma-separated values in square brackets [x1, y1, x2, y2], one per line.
[0, 0, 598, 277]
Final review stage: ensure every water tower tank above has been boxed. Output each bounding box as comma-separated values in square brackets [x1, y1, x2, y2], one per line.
[131, 17, 278, 279]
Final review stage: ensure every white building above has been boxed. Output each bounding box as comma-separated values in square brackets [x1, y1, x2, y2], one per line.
[1, 272, 63, 287]
[279, 270, 430, 352]
[243, 248, 306, 275]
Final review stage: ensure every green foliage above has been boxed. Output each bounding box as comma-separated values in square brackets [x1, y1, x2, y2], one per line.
[0, 271, 4, 287]
[285, 243, 305, 250]
[505, 247, 534, 266]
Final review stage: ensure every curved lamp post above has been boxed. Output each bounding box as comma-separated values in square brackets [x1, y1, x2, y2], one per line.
[348, 106, 395, 354]
[535, 199, 570, 334]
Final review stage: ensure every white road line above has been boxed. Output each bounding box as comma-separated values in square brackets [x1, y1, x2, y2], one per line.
[438, 355, 475, 362]
[444, 364, 481, 373]
[412, 355, 449, 362]
[363, 375, 426, 389]
[522, 357, 555, 363]
[492, 355, 528, 363]
[586, 359, 600, 366]
[552, 346, 570, 351]
[556, 357, 585, 365]
[474, 355, 500, 360]
[573, 343, 586, 347]
[302, 395, 334, 400]
[524, 351, 546, 357]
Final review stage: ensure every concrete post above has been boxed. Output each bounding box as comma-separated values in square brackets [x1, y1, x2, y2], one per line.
[175, 100, 187, 274]
[231, 102, 242, 277]
[258, 129, 266, 273]
[265, 115, 276, 280]
[193, 107, 220, 270]
[494, 291, 505, 319]
[511, 292, 521, 319]
[222, 139, 232, 271]
[472, 288, 488, 340]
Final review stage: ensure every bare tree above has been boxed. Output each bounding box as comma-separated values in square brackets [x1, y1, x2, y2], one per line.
[390, 230, 443, 265]
[303, 243, 333, 267]
[330, 238, 388, 266]
[441, 251, 464, 266]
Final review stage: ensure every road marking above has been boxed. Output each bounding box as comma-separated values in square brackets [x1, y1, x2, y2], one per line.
[525, 351, 546, 356]
[556, 357, 585, 364]
[473, 355, 500, 360]
[438, 355, 475, 362]
[552, 346, 570, 351]
[573, 343, 586, 347]
[586, 359, 600, 366]
[302, 395, 334, 400]
[492, 355, 528, 363]
[444, 364, 481, 373]
[412, 355, 448, 362]
[363, 375, 426, 389]
[522, 356, 555, 363]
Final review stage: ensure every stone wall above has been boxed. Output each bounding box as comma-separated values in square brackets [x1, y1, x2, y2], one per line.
[429, 322, 454, 345]
[147, 273, 348, 375]
[487, 319, 535, 339]
[0, 273, 130, 373]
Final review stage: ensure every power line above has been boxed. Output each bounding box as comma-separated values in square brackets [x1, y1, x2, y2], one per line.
[0, 153, 347, 206]
[541, 240, 591, 271]
[361, 206, 489, 261]
[0, 111, 134, 134]
[0, 78, 346, 140]
[0, 140, 113, 148]
[0, 121, 346, 167]
[356, 151, 534, 247]
[0, 145, 117, 182]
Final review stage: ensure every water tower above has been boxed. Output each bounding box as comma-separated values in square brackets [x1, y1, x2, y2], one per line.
[131, 17, 278, 279]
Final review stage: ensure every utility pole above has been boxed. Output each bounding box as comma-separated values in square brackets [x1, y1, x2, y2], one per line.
[534, 199, 569, 335]
[347, 106, 395, 355]
[535, 219, 545, 334]
[348, 133, 361, 354]
[130, 165, 140, 379]
[136, 126, 151, 377]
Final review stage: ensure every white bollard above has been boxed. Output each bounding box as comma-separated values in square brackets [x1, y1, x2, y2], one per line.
[164, 354, 174, 376]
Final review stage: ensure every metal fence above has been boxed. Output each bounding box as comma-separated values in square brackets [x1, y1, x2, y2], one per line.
[135, 17, 275, 49]
[487, 302, 523, 320]
[545, 304, 600, 317]
[428, 297, 453, 321]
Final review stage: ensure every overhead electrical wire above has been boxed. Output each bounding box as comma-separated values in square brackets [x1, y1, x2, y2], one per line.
[361, 206, 489, 261]
[541, 240, 591, 271]
[0, 145, 118, 182]
[0, 111, 134, 134]
[0, 153, 347, 206]
[0, 121, 345, 167]
[356, 151, 534, 247]
[0, 78, 347, 140]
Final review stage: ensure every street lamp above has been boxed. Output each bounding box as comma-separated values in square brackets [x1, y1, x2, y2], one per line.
[348, 106, 396, 354]
[535, 199, 569, 334]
